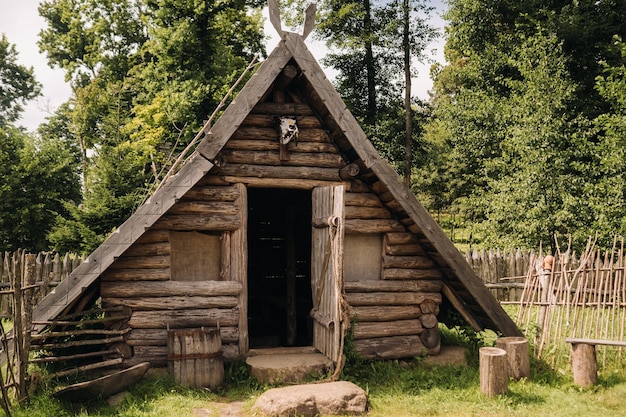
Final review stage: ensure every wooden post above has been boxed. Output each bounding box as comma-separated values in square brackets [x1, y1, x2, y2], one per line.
[495, 336, 530, 380]
[571, 343, 597, 388]
[479, 347, 508, 397]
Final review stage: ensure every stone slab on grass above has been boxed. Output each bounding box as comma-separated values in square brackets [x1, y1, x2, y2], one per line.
[253, 381, 367, 417]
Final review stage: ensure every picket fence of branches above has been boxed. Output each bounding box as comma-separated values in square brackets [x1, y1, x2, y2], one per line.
[0, 250, 82, 317]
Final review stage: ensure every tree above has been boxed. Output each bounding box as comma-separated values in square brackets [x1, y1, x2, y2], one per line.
[423, 0, 626, 251]
[0, 123, 81, 252]
[283, 0, 436, 181]
[0, 35, 41, 126]
[589, 37, 626, 242]
[39, 0, 266, 252]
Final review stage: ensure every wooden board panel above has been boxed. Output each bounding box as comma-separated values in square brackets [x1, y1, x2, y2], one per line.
[311, 185, 344, 362]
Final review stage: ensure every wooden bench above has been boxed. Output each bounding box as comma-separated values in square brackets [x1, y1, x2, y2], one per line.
[565, 337, 626, 388]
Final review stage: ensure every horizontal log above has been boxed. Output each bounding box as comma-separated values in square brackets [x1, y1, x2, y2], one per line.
[129, 308, 239, 329]
[122, 242, 170, 257]
[101, 268, 171, 282]
[382, 268, 443, 280]
[29, 349, 120, 364]
[218, 164, 341, 182]
[135, 230, 170, 244]
[126, 327, 239, 346]
[252, 102, 315, 116]
[419, 313, 438, 329]
[31, 328, 130, 340]
[242, 114, 322, 129]
[345, 206, 392, 220]
[221, 150, 344, 168]
[385, 232, 419, 245]
[354, 335, 428, 359]
[353, 319, 423, 340]
[182, 185, 240, 202]
[383, 255, 437, 269]
[350, 305, 421, 322]
[166, 201, 238, 216]
[51, 358, 123, 379]
[109, 255, 170, 270]
[224, 139, 336, 153]
[130, 343, 239, 365]
[101, 280, 242, 298]
[344, 219, 405, 234]
[152, 214, 240, 231]
[420, 299, 439, 314]
[105, 294, 238, 310]
[37, 335, 126, 350]
[344, 279, 443, 293]
[217, 176, 342, 189]
[385, 243, 425, 257]
[565, 338, 626, 347]
[105, 296, 237, 310]
[345, 192, 382, 207]
[339, 163, 360, 180]
[345, 292, 442, 307]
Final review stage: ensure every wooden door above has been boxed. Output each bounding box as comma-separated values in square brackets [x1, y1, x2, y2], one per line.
[311, 185, 344, 362]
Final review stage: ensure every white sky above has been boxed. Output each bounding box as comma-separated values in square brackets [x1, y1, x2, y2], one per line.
[1, 0, 445, 132]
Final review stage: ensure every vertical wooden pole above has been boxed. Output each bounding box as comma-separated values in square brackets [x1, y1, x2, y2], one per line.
[479, 347, 508, 397]
[233, 183, 248, 354]
[495, 337, 530, 380]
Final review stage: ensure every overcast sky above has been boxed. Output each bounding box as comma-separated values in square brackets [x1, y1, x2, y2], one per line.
[1, 0, 445, 133]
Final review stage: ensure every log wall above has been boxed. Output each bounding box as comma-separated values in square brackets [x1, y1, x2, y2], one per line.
[344, 185, 443, 358]
[100, 183, 244, 365]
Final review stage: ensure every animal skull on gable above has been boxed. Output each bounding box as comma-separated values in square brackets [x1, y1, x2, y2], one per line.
[278, 116, 299, 145]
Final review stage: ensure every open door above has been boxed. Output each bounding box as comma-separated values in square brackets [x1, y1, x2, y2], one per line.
[311, 185, 344, 362]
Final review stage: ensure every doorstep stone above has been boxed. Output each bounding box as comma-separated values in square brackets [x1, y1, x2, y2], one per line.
[246, 353, 333, 384]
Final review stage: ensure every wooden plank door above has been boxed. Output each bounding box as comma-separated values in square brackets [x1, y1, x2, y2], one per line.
[311, 185, 344, 362]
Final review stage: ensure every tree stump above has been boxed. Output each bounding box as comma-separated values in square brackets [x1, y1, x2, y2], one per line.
[479, 347, 508, 397]
[495, 336, 530, 380]
[571, 343, 597, 388]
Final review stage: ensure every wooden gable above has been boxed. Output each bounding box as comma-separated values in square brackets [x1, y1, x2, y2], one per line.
[31, 27, 521, 356]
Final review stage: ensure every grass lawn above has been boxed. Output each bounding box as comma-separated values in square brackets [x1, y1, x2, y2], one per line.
[8, 327, 626, 417]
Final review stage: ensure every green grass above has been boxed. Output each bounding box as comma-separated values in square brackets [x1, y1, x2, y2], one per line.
[4, 324, 626, 416]
[9, 327, 626, 417]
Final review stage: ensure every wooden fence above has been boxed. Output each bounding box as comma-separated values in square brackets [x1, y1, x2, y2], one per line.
[0, 247, 599, 310]
[0, 250, 82, 318]
[465, 248, 590, 302]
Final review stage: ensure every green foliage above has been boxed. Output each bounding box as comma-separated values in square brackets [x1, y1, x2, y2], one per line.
[0, 35, 41, 125]
[422, 0, 626, 252]
[37, 0, 266, 252]
[0, 125, 82, 252]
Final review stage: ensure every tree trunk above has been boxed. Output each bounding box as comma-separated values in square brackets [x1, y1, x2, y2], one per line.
[403, 0, 412, 185]
[364, 0, 376, 124]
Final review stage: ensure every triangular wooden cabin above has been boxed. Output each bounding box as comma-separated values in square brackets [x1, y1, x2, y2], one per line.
[33, 26, 521, 369]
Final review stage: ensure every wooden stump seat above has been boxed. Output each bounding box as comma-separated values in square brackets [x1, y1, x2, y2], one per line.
[565, 337, 626, 388]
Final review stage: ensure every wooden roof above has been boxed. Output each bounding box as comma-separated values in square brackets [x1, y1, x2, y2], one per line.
[33, 30, 521, 337]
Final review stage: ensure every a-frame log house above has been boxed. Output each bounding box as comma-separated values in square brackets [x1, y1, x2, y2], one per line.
[32, 12, 521, 369]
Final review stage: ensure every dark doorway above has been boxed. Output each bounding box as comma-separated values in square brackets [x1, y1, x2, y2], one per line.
[247, 188, 313, 348]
